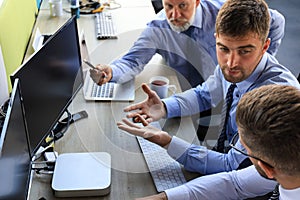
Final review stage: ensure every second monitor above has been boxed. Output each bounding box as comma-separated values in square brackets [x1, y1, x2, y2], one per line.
[10, 16, 83, 156]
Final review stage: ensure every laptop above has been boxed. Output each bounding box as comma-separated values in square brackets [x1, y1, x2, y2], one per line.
[80, 32, 135, 101]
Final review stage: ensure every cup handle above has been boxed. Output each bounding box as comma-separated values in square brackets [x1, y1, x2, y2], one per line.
[168, 85, 177, 95]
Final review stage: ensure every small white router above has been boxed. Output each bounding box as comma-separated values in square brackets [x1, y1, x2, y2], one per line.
[52, 152, 111, 197]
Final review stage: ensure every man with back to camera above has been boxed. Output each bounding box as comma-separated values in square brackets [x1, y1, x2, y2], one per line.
[116, 0, 300, 198]
[90, 0, 285, 91]
[120, 84, 300, 199]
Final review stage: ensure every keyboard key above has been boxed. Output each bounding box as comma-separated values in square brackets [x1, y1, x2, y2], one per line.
[91, 82, 114, 98]
[95, 12, 118, 39]
[136, 122, 186, 192]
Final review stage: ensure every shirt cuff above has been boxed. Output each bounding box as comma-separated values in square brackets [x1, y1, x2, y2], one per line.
[165, 184, 190, 200]
[162, 97, 181, 118]
[110, 64, 119, 82]
[167, 136, 191, 160]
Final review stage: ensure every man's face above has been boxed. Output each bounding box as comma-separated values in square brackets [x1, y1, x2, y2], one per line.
[164, 0, 200, 32]
[216, 32, 270, 83]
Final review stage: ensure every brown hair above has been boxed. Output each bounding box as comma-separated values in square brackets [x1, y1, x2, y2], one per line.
[236, 85, 300, 176]
[216, 0, 270, 43]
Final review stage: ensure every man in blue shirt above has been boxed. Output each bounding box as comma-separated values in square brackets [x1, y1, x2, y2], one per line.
[120, 85, 300, 199]
[117, 0, 300, 199]
[90, 0, 285, 90]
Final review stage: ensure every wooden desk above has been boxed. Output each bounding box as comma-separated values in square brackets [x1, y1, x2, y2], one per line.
[27, 1, 199, 199]
[25, 0, 156, 60]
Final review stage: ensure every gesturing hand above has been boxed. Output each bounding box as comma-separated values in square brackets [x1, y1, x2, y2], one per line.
[124, 84, 167, 123]
[116, 114, 171, 147]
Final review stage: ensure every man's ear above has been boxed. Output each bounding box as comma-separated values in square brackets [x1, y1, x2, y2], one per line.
[262, 38, 271, 54]
[258, 160, 275, 179]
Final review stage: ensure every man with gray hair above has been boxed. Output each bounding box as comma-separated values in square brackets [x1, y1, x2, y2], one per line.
[90, 0, 284, 91]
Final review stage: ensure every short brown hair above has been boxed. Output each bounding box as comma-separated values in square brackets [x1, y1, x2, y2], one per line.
[216, 0, 270, 43]
[236, 85, 300, 176]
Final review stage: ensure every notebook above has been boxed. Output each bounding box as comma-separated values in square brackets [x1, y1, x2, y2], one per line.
[80, 33, 135, 101]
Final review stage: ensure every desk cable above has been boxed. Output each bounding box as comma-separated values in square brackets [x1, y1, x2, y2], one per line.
[32, 155, 57, 175]
[31, 111, 72, 174]
[41, 109, 72, 148]
[63, 0, 121, 15]
[105, 0, 122, 10]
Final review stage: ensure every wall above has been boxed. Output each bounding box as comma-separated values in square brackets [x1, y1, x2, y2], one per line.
[0, 0, 37, 91]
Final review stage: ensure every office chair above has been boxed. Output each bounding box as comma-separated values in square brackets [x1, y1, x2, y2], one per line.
[151, 0, 163, 14]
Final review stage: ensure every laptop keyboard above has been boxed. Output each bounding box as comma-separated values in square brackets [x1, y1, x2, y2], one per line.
[136, 122, 186, 192]
[91, 82, 115, 98]
[95, 12, 118, 39]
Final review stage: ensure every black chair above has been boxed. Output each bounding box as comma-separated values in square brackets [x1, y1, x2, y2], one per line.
[151, 0, 163, 14]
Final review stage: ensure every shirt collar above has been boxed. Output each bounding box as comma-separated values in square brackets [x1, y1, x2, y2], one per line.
[235, 53, 268, 94]
[191, 5, 203, 29]
[279, 185, 300, 200]
[156, 5, 203, 29]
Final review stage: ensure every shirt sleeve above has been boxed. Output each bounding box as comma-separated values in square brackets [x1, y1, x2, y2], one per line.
[110, 27, 157, 83]
[267, 9, 285, 56]
[165, 165, 277, 200]
[167, 136, 248, 174]
[162, 67, 223, 118]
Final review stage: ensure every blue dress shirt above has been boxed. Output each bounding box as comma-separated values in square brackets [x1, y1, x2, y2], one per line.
[163, 53, 300, 146]
[165, 165, 278, 200]
[110, 0, 285, 88]
[165, 165, 300, 199]
[162, 53, 300, 198]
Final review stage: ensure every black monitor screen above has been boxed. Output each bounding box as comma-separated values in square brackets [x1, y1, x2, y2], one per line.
[10, 16, 83, 156]
[0, 79, 31, 200]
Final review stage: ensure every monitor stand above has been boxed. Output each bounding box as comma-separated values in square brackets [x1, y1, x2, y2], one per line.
[52, 152, 111, 197]
[52, 110, 88, 136]
[40, 110, 88, 148]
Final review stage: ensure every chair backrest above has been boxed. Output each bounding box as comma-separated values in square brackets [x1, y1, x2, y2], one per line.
[151, 0, 163, 14]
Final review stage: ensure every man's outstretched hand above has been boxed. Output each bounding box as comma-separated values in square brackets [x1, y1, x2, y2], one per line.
[117, 114, 171, 147]
[124, 84, 167, 123]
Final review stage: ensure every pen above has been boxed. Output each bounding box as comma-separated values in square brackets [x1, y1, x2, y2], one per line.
[83, 59, 96, 69]
[83, 59, 108, 79]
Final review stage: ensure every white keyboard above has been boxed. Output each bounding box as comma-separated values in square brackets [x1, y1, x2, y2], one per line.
[95, 12, 118, 39]
[91, 82, 114, 98]
[136, 122, 186, 192]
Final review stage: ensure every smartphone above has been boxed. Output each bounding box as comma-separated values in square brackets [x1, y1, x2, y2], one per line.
[83, 59, 96, 69]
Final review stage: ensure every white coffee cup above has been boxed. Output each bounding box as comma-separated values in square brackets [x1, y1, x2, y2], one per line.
[149, 76, 177, 99]
[49, 0, 63, 17]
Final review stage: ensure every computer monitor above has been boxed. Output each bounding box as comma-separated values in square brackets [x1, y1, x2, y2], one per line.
[10, 16, 83, 156]
[0, 78, 32, 200]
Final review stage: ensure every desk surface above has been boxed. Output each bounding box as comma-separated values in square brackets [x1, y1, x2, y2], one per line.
[27, 1, 199, 199]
